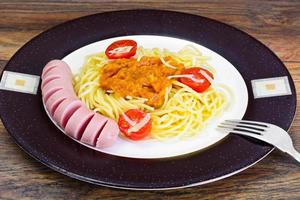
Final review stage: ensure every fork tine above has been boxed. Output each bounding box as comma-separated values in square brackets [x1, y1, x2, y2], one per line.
[217, 126, 265, 141]
[225, 119, 269, 128]
[218, 125, 263, 135]
[221, 122, 266, 132]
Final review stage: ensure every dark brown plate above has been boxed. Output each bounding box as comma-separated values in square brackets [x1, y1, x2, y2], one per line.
[0, 10, 296, 190]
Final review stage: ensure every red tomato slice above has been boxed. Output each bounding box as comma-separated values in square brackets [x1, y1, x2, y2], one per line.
[105, 40, 137, 59]
[180, 67, 214, 92]
[118, 109, 152, 140]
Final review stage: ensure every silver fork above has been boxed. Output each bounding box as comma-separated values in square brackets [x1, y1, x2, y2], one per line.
[217, 119, 300, 162]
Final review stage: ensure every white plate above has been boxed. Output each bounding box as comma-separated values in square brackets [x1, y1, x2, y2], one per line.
[50, 35, 249, 159]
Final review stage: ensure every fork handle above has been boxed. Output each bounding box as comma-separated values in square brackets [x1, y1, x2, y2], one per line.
[286, 147, 300, 163]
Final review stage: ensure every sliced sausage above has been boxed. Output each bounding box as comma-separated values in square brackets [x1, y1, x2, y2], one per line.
[41, 74, 62, 90]
[44, 89, 67, 116]
[42, 78, 74, 97]
[42, 77, 74, 93]
[43, 87, 76, 104]
[64, 106, 94, 140]
[42, 60, 72, 79]
[96, 119, 119, 148]
[80, 114, 108, 146]
[53, 98, 82, 128]
[42, 88, 62, 104]
[44, 88, 77, 115]
[42, 59, 119, 148]
[42, 67, 72, 83]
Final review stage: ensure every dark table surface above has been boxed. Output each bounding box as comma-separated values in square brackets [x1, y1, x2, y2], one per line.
[0, 1, 299, 199]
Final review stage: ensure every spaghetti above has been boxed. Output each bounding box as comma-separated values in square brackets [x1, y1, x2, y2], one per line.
[73, 45, 228, 140]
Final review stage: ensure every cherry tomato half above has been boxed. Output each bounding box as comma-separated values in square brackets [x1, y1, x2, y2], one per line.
[118, 109, 152, 140]
[180, 67, 214, 93]
[105, 39, 137, 59]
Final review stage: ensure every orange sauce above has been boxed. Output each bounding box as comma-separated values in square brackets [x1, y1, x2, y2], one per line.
[100, 56, 183, 108]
